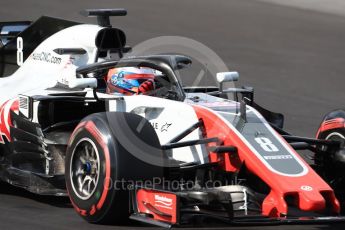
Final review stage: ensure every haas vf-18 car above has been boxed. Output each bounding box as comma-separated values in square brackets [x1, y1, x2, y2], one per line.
[1, 9, 345, 227]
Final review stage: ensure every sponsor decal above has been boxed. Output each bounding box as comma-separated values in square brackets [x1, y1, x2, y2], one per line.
[58, 77, 69, 85]
[0, 99, 19, 144]
[263, 155, 293, 160]
[161, 122, 172, 132]
[154, 194, 173, 209]
[150, 122, 172, 132]
[201, 101, 238, 108]
[150, 122, 159, 130]
[137, 189, 178, 223]
[300, 185, 313, 191]
[32, 52, 62, 64]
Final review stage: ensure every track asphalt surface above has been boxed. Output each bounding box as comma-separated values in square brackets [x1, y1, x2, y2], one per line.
[1, 0, 345, 229]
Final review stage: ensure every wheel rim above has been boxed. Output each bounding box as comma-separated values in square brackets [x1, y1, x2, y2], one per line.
[70, 138, 100, 200]
[322, 132, 345, 184]
[326, 132, 345, 143]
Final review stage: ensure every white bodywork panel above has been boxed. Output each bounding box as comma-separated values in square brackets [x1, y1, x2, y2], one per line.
[0, 24, 102, 105]
[0, 23, 210, 164]
[108, 95, 208, 164]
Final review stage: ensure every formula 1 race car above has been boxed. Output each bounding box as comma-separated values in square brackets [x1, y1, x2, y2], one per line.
[1, 9, 345, 227]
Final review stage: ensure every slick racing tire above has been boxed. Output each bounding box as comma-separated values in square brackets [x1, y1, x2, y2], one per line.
[316, 116, 345, 211]
[316, 128, 345, 175]
[65, 112, 165, 224]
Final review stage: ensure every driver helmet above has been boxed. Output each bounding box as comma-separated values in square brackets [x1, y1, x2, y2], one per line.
[106, 67, 155, 95]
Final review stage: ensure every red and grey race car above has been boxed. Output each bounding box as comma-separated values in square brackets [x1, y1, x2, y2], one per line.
[1, 9, 345, 227]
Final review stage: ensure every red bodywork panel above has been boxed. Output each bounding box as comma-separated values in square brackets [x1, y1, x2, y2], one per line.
[0, 99, 19, 144]
[192, 105, 340, 217]
[136, 189, 178, 224]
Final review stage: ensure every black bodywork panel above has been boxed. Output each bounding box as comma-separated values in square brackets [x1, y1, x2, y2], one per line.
[35, 96, 106, 131]
[0, 95, 106, 195]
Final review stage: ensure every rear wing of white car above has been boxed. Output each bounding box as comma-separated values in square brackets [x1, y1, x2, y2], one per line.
[0, 17, 78, 77]
[0, 21, 31, 47]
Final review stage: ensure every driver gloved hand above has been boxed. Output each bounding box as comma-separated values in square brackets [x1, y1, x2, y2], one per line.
[138, 79, 155, 94]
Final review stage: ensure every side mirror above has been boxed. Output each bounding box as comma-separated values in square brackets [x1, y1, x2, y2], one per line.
[217, 72, 239, 92]
[216, 72, 239, 83]
[69, 78, 97, 89]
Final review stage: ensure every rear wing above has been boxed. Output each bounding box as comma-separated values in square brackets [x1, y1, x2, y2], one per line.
[0, 21, 31, 47]
[0, 17, 78, 78]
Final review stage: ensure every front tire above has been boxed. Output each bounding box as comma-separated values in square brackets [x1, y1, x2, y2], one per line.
[65, 112, 164, 224]
[316, 111, 345, 211]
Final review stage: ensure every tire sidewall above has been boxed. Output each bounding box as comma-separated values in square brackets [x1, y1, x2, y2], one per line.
[65, 115, 119, 223]
[65, 112, 165, 224]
